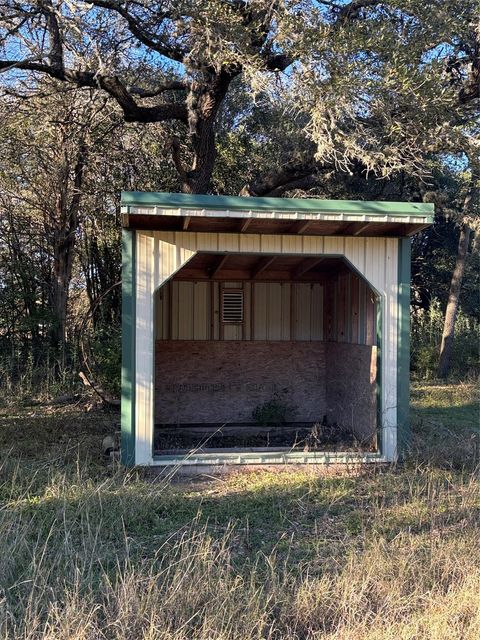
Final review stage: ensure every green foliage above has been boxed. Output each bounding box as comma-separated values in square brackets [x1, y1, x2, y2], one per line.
[0, 85, 174, 399]
[411, 299, 480, 380]
[252, 390, 297, 426]
[411, 166, 480, 322]
[89, 325, 121, 397]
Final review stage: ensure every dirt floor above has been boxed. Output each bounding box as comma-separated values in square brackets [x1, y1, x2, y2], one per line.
[154, 420, 376, 453]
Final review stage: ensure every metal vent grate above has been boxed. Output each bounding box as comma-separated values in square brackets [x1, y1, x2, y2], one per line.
[222, 290, 244, 324]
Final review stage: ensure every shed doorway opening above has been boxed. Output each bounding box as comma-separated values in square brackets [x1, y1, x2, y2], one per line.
[153, 252, 379, 458]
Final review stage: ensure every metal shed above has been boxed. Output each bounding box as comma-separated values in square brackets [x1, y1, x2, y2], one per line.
[121, 192, 433, 467]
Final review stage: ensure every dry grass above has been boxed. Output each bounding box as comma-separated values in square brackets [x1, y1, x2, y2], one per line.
[0, 383, 478, 639]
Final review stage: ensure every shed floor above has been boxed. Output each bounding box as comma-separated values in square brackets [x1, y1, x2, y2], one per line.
[154, 422, 377, 454]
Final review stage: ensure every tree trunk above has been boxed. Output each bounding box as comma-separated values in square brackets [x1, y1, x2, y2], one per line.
[51, 244, 70, 351]
[437, 222, 471, 378]
[180, 72, 234, 194]
[49, 145, 86, 362]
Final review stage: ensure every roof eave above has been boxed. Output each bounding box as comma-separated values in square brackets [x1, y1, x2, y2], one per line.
[121, 190, 434, 219]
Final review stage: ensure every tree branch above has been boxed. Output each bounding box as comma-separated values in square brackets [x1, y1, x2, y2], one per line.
[85, 0, 186, 62]
[264, 53, 292, 72]
[336, 0, 383, 21]
[262, 174, 321, 197]
[0, 60, 188, 123]
[458, 36, 479, 104]
[128, 81, 187, 98]
[170, 135, 187, 187]
[42, 1, 63, 73]
[239, 160, 324, 197]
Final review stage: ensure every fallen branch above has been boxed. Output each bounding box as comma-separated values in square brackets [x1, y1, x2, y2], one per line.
[79, 371, 120, 407]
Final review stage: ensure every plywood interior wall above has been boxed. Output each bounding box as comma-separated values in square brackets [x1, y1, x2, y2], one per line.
[155, 341, 327, 425]
[154, 340, 377, 441]
[325, 342, 377, 441]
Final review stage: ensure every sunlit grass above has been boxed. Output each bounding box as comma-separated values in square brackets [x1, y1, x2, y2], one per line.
[411, 380, 479, 425]
[0, 382, 478, 638]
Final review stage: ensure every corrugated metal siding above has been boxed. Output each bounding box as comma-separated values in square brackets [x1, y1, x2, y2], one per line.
[135, 231, 399, 464]
[156, 281, 326, 341]
[155, 275, 376, 345]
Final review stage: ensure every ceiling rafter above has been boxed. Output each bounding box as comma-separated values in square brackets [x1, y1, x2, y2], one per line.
[209, 254, 230, 278]
[292, 257, 325, 279]
[239, 218, 254, 232]
[352, 222, 371, 236]
[251, 256, 277, 278]
[288, 220, 314, 234]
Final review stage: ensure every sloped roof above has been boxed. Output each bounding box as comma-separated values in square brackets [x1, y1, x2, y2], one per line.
[121, 191, 434, 237]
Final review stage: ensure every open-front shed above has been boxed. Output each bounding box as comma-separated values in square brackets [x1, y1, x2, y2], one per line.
[121, 192, 433, 467]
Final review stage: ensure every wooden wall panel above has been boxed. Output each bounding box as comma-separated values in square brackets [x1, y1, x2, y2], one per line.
[155, 340, 327, 425]
[321, 272, 375, 346]
[158, 281, 326, 342]
[325, 343, 377, 443]
[155, 275, 375, 344]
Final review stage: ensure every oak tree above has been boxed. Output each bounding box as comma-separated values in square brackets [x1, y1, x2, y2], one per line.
[1, 1, 478, 194]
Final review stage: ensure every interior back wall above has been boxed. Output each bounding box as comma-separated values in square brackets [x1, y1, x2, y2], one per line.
[155, 341, 327, 425]
[155, 274, 376, 345]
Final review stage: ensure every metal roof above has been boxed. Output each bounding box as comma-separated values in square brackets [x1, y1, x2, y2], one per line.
[121, 191, 434, 237]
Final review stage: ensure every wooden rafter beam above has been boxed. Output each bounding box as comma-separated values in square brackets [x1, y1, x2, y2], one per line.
[239, 218, 254, 232]
[289, 220, 314, 234]
[352, 222, 371, 236]
[377, 223, 407, 237]
[340, 221, 371, 236]
[209, 254, 230, 278]
[406, 224, 429, 236]
[334, 221, 355, 235]
[182, 216, 191, 230]
[292, 257, 325, 279]
[251, 256, 276, 278]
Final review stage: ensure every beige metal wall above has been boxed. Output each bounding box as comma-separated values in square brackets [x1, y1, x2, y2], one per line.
[156, 273, 377, 345]
[156, 281, 324, 341]
[135, 231, 398, 464]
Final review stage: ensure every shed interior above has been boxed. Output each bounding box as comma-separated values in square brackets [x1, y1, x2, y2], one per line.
[153, 252, 378, 456]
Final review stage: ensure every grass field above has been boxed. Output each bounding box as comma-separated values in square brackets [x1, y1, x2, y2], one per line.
[0, 382, 478, 639]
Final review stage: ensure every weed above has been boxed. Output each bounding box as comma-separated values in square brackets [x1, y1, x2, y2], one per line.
[252, 389, 297, 426]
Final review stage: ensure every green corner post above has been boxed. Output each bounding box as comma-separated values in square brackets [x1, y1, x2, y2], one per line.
[121, 228, 136, 466]
[397, 238, 411, 459]
[375, 296, 383, 455]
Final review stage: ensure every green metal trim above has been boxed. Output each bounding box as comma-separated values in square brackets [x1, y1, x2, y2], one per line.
[359, 281, 366, 343]
[121, 229, 136, 466]
[397, 238, 411, 459]
[375, 296, 383, 455]
[121, 191, 434, 218]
